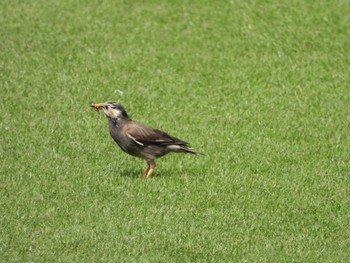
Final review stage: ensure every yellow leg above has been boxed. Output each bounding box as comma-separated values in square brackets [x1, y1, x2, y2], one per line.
[145, 167, 154, 178]
[144, 165, 150, 176]
[144, 160, 155, 178]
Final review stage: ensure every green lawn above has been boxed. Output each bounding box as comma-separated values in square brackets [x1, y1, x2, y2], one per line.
[1, 0, 349, 261]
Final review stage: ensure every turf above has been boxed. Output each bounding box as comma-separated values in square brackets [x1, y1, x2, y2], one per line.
[1, 0, 349, 261]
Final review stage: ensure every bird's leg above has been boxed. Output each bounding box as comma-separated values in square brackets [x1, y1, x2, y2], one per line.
[144, 165, 150, 176]
[145, 160, 156, 178]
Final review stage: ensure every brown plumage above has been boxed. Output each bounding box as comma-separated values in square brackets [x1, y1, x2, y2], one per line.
[91, 102, 201, 178]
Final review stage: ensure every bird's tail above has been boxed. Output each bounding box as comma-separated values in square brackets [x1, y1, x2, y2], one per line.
[167, 144, 203, 155]
[168, 144, 204, 155]
[180, 146, 203, 155]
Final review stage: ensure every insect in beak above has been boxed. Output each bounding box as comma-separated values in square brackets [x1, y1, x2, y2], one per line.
[90, 103, 103, 111]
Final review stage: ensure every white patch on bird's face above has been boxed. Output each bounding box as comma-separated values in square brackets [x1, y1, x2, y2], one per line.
[102, 105, 123, 119]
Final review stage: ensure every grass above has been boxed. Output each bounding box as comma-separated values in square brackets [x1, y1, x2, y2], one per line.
[1, 0, 349, 261]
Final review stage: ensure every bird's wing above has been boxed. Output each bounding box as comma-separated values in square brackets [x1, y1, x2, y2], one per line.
[126, 133, 144, 146]
[124, 121, 188, 146]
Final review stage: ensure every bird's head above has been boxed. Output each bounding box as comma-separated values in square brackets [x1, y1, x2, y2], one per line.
[90, 102, 129, 120]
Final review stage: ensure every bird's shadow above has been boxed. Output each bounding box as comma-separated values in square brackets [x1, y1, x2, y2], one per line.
[120, 169, 143, 178]
[119, 167, 180, 178]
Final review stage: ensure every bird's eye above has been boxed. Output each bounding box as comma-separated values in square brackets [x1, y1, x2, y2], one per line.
[104, 105, 109, 110]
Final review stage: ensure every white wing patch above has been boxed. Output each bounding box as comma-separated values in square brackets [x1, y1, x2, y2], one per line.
[167, 145, 182, 151]
[126, 133, 144, 146]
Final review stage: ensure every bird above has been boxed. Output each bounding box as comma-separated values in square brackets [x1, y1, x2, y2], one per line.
[90, 102, 202, 178]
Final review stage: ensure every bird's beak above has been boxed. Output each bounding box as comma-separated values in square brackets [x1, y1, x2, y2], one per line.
[90, 103, 104, 111]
